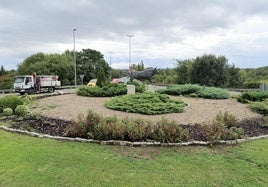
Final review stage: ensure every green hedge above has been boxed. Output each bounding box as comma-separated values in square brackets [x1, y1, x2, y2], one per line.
[237, 91, 268, 103]
[77, 84, 127, 97]
[65, 110, 189, 143]
[249, 100, 268, 115]
[105, 92, 185, 115]
[158, 84, 230, 99]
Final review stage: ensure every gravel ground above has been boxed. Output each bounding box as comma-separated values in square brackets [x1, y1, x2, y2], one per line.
[31, 94, 262, 125]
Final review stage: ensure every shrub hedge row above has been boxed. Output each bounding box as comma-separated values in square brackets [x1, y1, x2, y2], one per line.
[158, 84, 230, 99]
[237, 91, 268, 103]
[65, 110, 245, 144]
[65, 110, 189, 143]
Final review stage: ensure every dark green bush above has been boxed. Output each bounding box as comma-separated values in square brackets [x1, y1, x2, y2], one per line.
[237, 91, 268, 103]
[77, 84, 127, 97]
[196, 87, 230, 99]
[0, 95, 24, 112]
[158, 84, 230, 99]
[158, 84, 201, 95]
[105, 93, 185, 115]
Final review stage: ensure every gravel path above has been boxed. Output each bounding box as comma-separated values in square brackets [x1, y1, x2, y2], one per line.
[31, 94, 261, 125]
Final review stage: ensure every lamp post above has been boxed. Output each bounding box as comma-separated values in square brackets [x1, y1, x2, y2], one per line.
[73, 28, 77, 87]
[126, 34, 134, 69]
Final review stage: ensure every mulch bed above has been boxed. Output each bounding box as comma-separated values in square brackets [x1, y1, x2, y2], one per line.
[3, 115, 268, 142]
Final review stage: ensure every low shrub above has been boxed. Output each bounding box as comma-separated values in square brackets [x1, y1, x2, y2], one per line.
[158, 84, 230, 99]
[215, 111, 237, 128]
[65, 110, 189, 143]
[0, 95, 24, 112]
[125, 118, 154, 141]
[202, 111, 244, 145]
[3, 108, 13, 116]
[77, 84, 127, 97]
[152, 118, 189, 143]
[15, 105, 29, 116]
[158, 84, 201, 95]
[65, 110, 101, 138]
[105, 93, 185, 115]
[93, 116, 127, 140]
[196, 87, 230, 99]
[249, 100, 268, 115]
[237, 91, 268, 103]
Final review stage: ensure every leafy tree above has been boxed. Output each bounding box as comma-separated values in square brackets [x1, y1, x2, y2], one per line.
[16, 48, 110, 86]
[96, 66, 108, 87]
[17, 52, 74, 85]
[152, 68, 177, 84]
[76, 49, 110, 83]
[226, 64, 242, 88]
[190, 54, 229, 87]
[110, 69, 128, 79]
[175, 59, 193, 84]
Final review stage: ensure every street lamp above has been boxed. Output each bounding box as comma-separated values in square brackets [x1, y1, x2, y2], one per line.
[126, 34, 134, 69]
[73, 28, 77, 87]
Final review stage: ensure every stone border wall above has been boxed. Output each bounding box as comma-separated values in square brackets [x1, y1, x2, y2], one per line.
[1, 125, 268, 147]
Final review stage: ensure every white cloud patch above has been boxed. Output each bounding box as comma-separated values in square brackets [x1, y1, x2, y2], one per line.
[1, 0, 268, 69]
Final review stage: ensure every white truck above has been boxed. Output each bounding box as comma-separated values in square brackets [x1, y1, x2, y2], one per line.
[14, 73, 61, 95]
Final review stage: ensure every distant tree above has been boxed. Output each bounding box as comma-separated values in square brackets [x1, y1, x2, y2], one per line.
[175, 59, 193, 84]
[0, 65, 6, 76]
[16, 48, 109, 86]
[226, 64, 242, 88]
[190, 54, 229, 87]
[96, 66, 108, 87]
[152, 68, 177, 84]
[131, 61, 145, 71]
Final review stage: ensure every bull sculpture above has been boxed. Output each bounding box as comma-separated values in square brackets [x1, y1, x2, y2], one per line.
[129, 67, 159, 82]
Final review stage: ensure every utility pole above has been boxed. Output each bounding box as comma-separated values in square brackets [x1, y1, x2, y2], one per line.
[73, 28, 77, 87]
[126, 34, 134, 69]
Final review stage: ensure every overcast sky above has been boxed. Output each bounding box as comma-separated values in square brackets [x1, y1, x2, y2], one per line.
[1, 0, 268, 70]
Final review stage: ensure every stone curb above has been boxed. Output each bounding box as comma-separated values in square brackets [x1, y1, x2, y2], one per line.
[1, 125, 268, 147]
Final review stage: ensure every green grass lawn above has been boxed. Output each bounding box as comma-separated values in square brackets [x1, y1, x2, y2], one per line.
[0, 130, 267, 186]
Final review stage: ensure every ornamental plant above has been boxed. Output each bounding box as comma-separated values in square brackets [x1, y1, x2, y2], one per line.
[105, 92, 185, 115]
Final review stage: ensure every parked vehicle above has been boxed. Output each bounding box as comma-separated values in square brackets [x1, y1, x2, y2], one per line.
[14, 72, 61, 95]
[87, 79, 97, 87]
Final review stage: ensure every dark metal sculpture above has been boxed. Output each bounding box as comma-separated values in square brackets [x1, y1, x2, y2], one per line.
[129, 67, 159, 82]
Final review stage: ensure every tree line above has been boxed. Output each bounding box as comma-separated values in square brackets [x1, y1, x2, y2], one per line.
[153, 54, 268, 88]
[0, 50, 267, 90]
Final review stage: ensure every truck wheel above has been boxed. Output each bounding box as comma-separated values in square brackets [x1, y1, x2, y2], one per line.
[28, 88, 34, 94]
[48, 87, 54, 93]
[20, 92, 25, 95]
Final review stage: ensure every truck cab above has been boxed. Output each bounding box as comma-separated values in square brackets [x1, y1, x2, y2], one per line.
[14, 76, 35, 95]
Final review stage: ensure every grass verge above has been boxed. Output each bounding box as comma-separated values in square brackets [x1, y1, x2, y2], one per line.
[0, 130, 267, 186]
